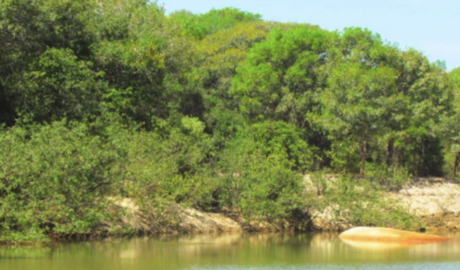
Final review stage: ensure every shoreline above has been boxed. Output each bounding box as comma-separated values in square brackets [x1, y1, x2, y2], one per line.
[392, 178, 460, 232]
[1, 178, 458, 245]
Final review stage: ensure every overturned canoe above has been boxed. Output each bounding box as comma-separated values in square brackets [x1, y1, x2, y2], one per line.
[339, 226, 450, 244]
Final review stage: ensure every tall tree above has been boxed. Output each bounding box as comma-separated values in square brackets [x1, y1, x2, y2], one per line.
[388, 50, 452, 175]
[229, 25, 334, 168]
[320, 62, 398, 174]
[318, 28, 401, 174]
[441, 68, 460, 177]
[230, 25, 332, 125]
[169, 8, 261, 40]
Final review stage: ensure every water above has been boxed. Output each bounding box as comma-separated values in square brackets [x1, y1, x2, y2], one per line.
[1, 232, 460, 270]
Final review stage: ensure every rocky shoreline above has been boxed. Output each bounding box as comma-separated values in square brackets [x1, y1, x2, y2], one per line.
[393, 178, 460, 232]
[307, 178, 460, 232]
[2, 178, 458, 245]
[112, 178, 460, 235]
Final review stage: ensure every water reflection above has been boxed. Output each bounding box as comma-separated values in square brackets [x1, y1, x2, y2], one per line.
[340, 239, 421, 250]
[0, 232, 460, 270]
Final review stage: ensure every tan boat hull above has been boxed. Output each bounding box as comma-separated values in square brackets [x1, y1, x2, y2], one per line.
[339, 227, 450, 244]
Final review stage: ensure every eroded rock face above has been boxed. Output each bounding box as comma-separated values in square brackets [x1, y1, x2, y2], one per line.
[391, 178, 460, 232]
[109, 177, 460, 234]
[393, 178, 460, 216]
[178, 208, 242, 233]
[309, 206, 351, 231]
[307, 178, 460, 232]
[108, 198, 242, 234]
[421, 212, 460, 232]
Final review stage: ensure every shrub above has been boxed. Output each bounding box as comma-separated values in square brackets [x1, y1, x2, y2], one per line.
[307, 173, 420, 230]
[217, 132, 305, 221]
[0, 121, 119, 241]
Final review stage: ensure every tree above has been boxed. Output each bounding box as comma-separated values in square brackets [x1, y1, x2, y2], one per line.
[231, 25, 332, 125]
[88, 0, 196, 127]
[387, 50, 452, 176]
[169, 8, 261, 40]
[0, 121, 119, 240]
[317, 28, 401, 175]
[0, 0, 102, 123]
[13, 48, 106, 122]
[228, 25, 334, 168]
[190, 21, 274, 146]
[0, 0, 52, 124]
[320, 62, 398, 174]
[442, 68, 460, 177]
[217, 122, 306, 220]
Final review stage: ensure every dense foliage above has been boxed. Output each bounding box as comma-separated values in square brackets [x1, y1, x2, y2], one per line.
[0, 0, 458, 242]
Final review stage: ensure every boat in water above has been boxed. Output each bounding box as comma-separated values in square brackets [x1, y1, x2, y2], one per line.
[339, 227, 450, 246]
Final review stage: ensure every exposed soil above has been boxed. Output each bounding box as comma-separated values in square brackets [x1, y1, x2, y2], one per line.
[110, 178, 460, 235]
[178, 208, 242, 233]
[420, 212, 460, 232]
[392, 178, 460, 232]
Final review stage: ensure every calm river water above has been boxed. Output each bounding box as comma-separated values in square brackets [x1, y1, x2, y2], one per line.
[1, 232, 460, 270]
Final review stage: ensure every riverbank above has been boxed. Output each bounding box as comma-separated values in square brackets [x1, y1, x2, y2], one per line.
[392, 178, 460, 232]
[108, 177, 460, 235]
[306, 177, 460, 232]
[2, 177, 458, 245]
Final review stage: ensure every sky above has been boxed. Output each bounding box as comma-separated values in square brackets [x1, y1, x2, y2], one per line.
[158, 0, 460, 71]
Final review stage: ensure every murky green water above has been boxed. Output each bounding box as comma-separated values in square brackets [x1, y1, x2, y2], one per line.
[1, 232, 460, 270]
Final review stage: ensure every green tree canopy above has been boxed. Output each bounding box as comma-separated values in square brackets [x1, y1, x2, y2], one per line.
[230, 25, 333, 125]
[169, 7, 261, 39]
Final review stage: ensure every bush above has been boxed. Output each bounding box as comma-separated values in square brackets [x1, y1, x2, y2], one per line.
[107, 116, 217, 209]
[307, 173, 420, 230]
[0, 121, 119, 241]
[365, 163, 411, 190]
[217, 133, 305, 221]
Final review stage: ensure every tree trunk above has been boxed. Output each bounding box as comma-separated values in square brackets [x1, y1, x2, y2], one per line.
[394, 146, 401, 173]
[418, 137, 426, 176]
[454, 152, 460, 178]
[387, 138, 394, 167]
[360, 139, 367, 176]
